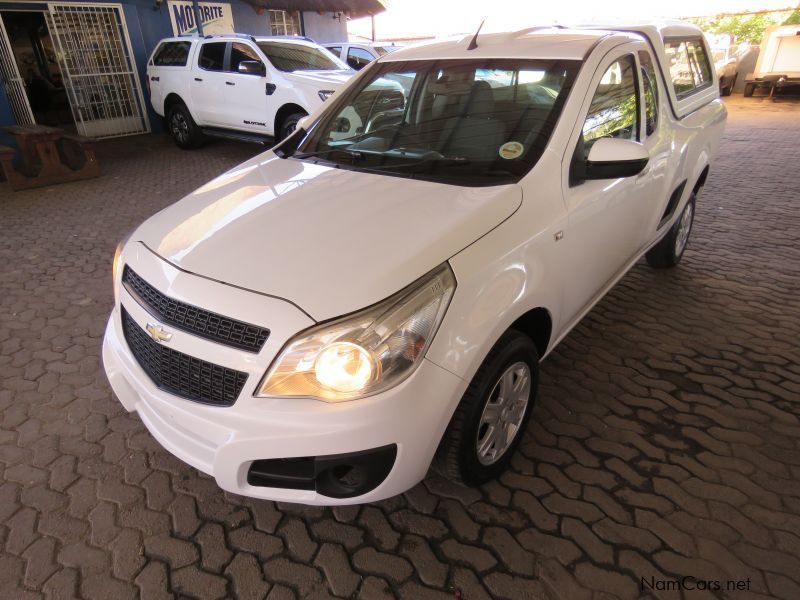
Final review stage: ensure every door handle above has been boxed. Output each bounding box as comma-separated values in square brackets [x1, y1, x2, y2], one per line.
[226, 81, 235, 86]
[150, 76, 159, 82]
[194, 77, 203, 82]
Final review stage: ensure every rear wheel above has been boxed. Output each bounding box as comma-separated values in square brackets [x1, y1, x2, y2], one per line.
[646, 195, 695, 269]
[720, 74, 735, 96]
[167, 103, 204, 149]
[435, 330, 539, 486]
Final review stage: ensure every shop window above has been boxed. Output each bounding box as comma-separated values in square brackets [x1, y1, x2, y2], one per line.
[269, 10, 302, 36]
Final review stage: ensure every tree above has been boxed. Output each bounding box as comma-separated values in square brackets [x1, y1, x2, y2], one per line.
[691, 6, 800, 44]
[783, 4, 800, 25]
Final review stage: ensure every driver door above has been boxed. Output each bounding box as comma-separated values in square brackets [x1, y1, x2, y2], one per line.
[559, 44, 661, 324]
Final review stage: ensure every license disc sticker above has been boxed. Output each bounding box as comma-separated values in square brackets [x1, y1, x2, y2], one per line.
[499, 141, 524, 159]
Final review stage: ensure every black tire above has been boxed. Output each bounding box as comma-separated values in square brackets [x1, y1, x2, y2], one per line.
[743, 82, 755, 97]
[167, 102, 204, 149]
[279, 111, 306, 141]
[435, 329, 539, 487]
[646, 195, 695, 269]
[720, 76, 733, 96]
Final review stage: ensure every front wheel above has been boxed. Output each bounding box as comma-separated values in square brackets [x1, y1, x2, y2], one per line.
[435, 330, 539, 486]
[743, 82, 756, 97]
[646, 195, 695, 269]
[279, 111, 307, 141]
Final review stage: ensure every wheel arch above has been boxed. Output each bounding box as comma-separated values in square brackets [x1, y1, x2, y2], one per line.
[508, 307, 553, 360]
[692, 164, 710, 196]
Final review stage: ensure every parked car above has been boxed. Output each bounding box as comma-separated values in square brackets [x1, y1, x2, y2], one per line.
[146, 34, 355, 147]
[710, 40, 749, 96]
[744, 24, 800, 97]
[324, 42, 403, 70]
[104, 21, 725, 504]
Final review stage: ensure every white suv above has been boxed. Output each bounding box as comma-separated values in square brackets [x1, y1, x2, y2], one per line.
[105, 22, 725, 504]
[146, 34, 354, 147]
[324, 42, 403, 70]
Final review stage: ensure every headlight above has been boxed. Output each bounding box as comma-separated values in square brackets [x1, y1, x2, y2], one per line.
[318, 90, 335, 101]
[257, 263, 456, 402]
[112, 229, 134, 305]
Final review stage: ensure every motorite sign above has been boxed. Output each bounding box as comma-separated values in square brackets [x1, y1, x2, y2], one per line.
[168, 1, 235, 36]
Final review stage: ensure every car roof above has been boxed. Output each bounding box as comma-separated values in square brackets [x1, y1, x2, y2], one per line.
[161, 34, 322, 48]
[380, 21, 703, 62]
[381, 27, 628, 61]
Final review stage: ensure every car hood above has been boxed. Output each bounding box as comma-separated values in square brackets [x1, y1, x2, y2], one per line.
[284, 69, 354, 88]
[134, 154, 521, 321]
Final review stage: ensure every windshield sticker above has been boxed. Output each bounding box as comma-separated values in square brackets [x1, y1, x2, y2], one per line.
[499, 141, 524, 160]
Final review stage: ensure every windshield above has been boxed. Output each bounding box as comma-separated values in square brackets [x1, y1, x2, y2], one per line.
[257, 41, 347, 72]
[289, 58, 580, 186]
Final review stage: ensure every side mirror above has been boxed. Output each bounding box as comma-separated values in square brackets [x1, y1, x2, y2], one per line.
[296, 115, 312, 131]
[584, 138, 649, 180]
[238, 61, 266, 76]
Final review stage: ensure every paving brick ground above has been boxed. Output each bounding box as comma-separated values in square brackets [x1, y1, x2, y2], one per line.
[1, 95, 799, 599]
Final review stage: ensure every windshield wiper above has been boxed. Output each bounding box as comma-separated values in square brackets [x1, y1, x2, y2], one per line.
[358, 155, 471, 173]
[291, 148, 365, 161]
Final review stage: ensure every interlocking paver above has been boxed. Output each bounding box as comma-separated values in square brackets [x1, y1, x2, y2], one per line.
[1, 96, 799, 598]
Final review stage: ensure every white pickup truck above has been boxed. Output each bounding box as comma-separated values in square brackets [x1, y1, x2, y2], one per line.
[146, 34, 355, 147]
[106, 21, 726, 504]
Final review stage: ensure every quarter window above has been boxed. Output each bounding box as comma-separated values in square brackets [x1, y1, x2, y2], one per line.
[230, 43, 262, 73]
[639, 50, 659, 136]
[346, 47, 374, 70]
[327, 46, 342, 56]
[198, 42, 226, 71]
[152, 41, 191, 67]
[665, 38, 712, 98]
[582, 55, 639, 156]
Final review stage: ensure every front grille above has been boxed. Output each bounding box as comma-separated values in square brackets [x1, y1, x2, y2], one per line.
[123, 266, 269, 353]
[122, 307, 248, 406]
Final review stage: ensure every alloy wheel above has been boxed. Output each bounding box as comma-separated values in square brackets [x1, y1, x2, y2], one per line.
[476, 361, 531, 466]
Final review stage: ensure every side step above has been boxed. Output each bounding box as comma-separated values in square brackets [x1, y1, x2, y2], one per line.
[200, 127, 275, 146]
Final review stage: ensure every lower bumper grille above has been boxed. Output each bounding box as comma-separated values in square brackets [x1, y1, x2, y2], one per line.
[122, 307, 248, 406]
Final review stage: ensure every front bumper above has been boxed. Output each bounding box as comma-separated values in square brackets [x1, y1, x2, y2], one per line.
[102, 303, 467, 504]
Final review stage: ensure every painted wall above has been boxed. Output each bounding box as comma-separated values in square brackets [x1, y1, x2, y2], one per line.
[302, 12, 347, 44]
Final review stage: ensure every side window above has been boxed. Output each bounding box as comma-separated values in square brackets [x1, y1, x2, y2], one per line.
[346, 47, 374, 70]
[152, 41, 191, 67]
[327, 46, 342, 57]
[638, 50, 659, 136]
[665, 38, 712, 98]
[198, 42, 226, 71]
[230, 43, 262, 73]
[581, 55, 639, 156]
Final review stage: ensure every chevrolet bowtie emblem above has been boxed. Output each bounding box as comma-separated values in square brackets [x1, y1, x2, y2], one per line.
[145, 322, 173, 343]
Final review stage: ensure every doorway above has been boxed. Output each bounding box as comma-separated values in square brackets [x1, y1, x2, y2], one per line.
[0, 10, 73, 129]
[0, 4, 149, 138]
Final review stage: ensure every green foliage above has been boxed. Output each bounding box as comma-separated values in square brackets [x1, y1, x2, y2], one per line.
[783, 7, 800, 25]
[690, 6, 800, 45]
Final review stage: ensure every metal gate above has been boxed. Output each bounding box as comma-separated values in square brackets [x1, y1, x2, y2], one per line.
[45, 3, 149, 138]
[0, 14, 35, 126]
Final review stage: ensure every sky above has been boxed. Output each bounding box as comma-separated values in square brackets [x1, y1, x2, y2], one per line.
[347, 0, 796, 40]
